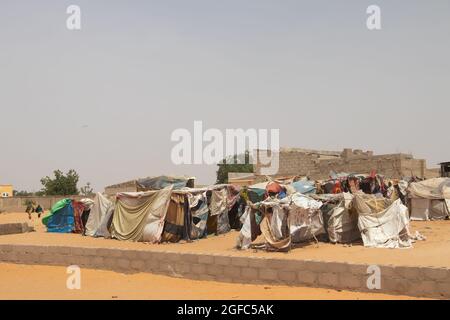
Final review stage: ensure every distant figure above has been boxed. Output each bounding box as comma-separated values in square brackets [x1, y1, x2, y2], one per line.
[25, 203, 34, 220]
[35, 204, 43, 218]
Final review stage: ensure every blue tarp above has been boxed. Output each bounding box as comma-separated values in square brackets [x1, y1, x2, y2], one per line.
[292, 181, 316, 194]
[46, 201, 74, 233]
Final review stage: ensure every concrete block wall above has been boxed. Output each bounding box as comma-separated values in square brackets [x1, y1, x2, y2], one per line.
[0, 195, 94, 213]
[0, 244, 449, 299]
[0, 223, 30, 235]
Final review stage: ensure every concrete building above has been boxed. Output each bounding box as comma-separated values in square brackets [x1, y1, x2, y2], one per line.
[0, 184, 13, 198]
[253, 148, 439, 180]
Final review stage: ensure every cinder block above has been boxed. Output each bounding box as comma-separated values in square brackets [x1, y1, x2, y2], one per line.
[318, 273, 339, 287]
[224, 266, 241, 278]
[297, 271, 317, 285]
[123, 250, 139, 260]
[241, 267, 258, 280]
[145, 259, 159, 272]
[215, 256, 231, 266]
[278, 271, 297, 282]
[247, 257, 267, 269]
[206, 264, 224, 276]
[191, 264, 207, 275]
[198, 255, 215, 265]
[117, 258, 131, 270]
[181, 253, 199, 264]
[348, 264, 368, 275]
[339, 273, 363, 289]
[408, 280, 436, 297]
[174, 263, 190, 274]
[266, 259, 289, 270]
[231, 257, 248, 267]
[423, 267, 448, 281]
[395, 266, 422, 279]
[92, 256, 104, 268]
[130, 260, 145, 271]
[197, 274, 216, 281]
[259, 269, 278, 281]
[279, 260, 306, 272]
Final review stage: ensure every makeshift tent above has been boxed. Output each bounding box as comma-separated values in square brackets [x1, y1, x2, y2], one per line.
[79, 198, 94, 231]
[42, 199, 74, 233]
[188, 192, 209, 239]
[288, 193, 326, 243]
[161, 192, 188, 242]
[408, 178, 450, 221]
[316, 193, 360, 244]
[110, 187, 172, 242]
[94, 206, 114, 238]
[354, 194, 412, 248]
[85, 193, 113, 237]
[211, 188, 231, 235]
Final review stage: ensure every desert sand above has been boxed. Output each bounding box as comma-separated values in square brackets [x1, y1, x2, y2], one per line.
[0, 211, 447, 300]
[0, 263, 423, 300]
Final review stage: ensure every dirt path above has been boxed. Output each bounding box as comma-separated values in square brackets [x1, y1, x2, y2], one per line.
[0, 263, 423, 300]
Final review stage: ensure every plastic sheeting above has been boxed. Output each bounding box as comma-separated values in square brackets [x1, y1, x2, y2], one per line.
[289, 193, 326, 243]
[355, 195, 412, 248]
[110, 187, 172, 242]
[291, 181, 316, 194]
[188, 192, 209, 239]
[410, 198, 449, 221]
[137, 175, 192, 190]
[44, 199, 74, 233]
[325, 193, 360, 244]
[94, 206, 114, 238]
[85, 193, 113, 237]
[408, 178, 450, 199]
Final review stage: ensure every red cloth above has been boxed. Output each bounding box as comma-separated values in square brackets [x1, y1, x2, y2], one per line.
[266, 181, 282, 194]
[72, 200, 85, 234]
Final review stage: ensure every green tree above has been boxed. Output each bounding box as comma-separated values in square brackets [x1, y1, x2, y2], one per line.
[216, 151, 254, 184]
[13, 190, 33, 197]
[40, 169, 80, 195]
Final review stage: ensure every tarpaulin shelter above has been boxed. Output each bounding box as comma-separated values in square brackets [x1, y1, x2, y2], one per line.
[79, 198, 94, 231]
[354, 193, 412, 248]
[42, 199, 75, 233]
[137, 175, 194, 191]
[408, 178, 450, 220]
[292, 180, 316, 194]
[110, 187, 172, 242]
[315, 193, 360, 244]
[288, 193, 326, 243]
[85, 193, 113, 237]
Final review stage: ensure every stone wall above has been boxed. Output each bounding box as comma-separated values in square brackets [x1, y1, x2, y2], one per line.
[0, 243, 449, 299]
[0, 195, 94, 213]
[255, 148, 439, 180]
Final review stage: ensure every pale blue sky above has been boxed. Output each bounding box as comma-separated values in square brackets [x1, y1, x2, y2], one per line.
[1, 1, 449, 191]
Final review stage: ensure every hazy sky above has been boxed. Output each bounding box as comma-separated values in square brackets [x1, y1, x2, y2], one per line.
[1, 0, 449, 192]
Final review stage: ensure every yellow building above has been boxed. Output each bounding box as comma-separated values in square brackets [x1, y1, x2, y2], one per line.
[0, 185, 13, 197]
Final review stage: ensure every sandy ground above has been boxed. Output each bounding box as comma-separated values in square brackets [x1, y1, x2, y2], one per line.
[1, 212, 450, 268]
[0, 263, 424, 300]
